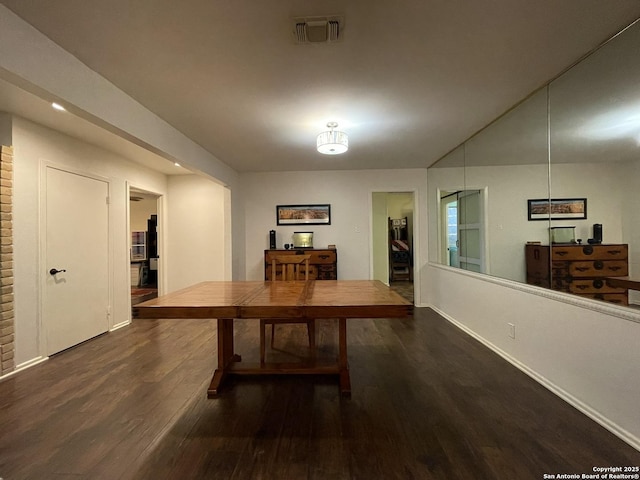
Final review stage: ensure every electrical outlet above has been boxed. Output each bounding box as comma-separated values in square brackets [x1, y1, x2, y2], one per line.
[508, 323, 516, 339]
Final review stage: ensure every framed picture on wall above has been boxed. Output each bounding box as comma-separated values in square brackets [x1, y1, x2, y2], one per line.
[528, 198, 587, 221]
[276, 204, 331, 225]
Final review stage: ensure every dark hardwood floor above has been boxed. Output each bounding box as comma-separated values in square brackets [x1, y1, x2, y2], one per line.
[389, 280, 414, 303]
[0, 308, 638, 479]
[131, 287, 158, 306]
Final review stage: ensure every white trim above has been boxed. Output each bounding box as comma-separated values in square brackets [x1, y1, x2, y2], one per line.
[0, 356, 49, 382]
[157, 194, 166, 292]
[125, 182, 133, 325]
[110, 321, 130, 332]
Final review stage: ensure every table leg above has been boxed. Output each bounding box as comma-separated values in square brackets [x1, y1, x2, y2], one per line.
[208, 318, 241, 397]
[338, 317, 351, 398]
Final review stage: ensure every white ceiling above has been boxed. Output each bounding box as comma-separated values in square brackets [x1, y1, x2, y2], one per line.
[1, 1, 640, 174]
[0, 77, 188, 175]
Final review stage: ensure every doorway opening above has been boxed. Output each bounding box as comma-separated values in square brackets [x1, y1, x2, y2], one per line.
[372, 192, 415, 303]
[130, 188, 160, 306]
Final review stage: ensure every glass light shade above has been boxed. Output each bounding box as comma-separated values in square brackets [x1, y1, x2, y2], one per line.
[317, 130, 348, 154]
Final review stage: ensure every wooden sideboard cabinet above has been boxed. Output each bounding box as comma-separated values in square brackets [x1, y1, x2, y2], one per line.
[265, 248, 337, 280]
[525, 243, 629, 305]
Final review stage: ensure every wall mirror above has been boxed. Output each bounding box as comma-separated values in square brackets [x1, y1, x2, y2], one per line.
[428, 87, 550, 281]
[428, 19, 640, 310]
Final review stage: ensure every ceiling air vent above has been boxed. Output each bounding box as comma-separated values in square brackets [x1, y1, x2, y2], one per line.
[293, 16, 343, 44]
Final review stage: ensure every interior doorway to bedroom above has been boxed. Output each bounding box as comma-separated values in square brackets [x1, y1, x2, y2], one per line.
[372, 191, 415, 303]
[130, 188, 160, 306]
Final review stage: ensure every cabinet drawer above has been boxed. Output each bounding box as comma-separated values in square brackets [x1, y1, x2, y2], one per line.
[568, 260, 628, 277]
[582, 293, 628, 306]
[265, 249, 308, 262]
[552, 244, 627, 261]
[308, 250, 337, 264]
[568, 278, 627, 294]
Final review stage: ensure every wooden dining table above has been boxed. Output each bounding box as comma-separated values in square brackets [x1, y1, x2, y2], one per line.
[133, 280, 413, 398]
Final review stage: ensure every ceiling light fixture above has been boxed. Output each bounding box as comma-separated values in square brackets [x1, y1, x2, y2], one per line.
[317, 122, 348, 155]
[51, 102, 66, 111]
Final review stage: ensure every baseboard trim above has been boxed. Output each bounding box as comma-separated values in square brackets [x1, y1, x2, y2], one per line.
[111, 320, 131, 331]
[0, 356, 49, 382]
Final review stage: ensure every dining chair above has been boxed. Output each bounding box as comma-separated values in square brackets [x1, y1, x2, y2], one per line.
[260, 254, 315, 364]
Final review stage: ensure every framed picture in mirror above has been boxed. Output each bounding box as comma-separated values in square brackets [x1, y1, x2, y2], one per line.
[528, 198, 587, 221]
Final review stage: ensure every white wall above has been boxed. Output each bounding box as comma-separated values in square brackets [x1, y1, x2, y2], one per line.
[12, 116, 168, 366]
[130, 196, 157, 232]
[11, 115, 229, 370]
[549, 162, 625, 243]
[240, 169, 427, 299]
[165, 175, 228, 292]
[425, 258, 640, 451]
[428, 161, 626, 283]
[371, 192, 389, 283]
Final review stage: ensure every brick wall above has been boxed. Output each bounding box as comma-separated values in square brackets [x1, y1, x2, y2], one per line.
[0, 145, 14, 375]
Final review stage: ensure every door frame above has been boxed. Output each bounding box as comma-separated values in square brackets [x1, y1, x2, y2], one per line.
[126, 183, 164, 301]
[39, 160, 113, 355]
[369, 189, 420, 304]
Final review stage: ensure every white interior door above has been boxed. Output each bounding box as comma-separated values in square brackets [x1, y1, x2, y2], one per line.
[440, 192, 459, 267]
[457, 189, 485, 273]
[44, 166, 110, 355]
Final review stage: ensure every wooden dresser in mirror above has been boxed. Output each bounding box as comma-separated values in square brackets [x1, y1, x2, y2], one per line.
[525, 244, 628, 305]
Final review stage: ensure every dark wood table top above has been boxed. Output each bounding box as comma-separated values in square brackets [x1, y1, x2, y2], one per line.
[134, 280, 413, 319]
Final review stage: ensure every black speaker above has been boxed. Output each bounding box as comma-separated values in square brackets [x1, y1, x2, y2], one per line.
[269, 230, 276, 249]
[593, 223, 602, 244]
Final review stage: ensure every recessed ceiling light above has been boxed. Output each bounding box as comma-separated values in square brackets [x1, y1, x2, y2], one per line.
[51, 102, 66, 111]
[174, 162, 181, 167]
